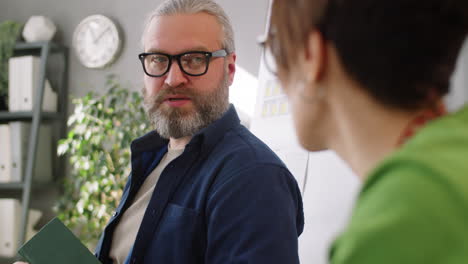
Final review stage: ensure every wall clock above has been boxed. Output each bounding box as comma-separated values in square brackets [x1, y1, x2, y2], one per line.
[73, 14, 122, 68]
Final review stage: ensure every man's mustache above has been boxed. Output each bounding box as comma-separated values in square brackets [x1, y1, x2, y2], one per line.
[144, 86, 198, 110]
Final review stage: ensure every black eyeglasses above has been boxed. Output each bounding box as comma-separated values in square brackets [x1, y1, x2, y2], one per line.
[138, 49, 227, 77]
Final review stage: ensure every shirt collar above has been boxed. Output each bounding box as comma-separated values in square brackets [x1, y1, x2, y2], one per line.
[131, 104, 240, 155]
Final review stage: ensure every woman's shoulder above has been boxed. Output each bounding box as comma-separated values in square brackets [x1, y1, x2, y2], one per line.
[366, 104, 468, 192]
[355, 104, 468, 220]
[333, 109, 468, 263]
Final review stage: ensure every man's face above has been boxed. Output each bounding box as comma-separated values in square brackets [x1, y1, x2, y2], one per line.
[142, 13, 236, 139]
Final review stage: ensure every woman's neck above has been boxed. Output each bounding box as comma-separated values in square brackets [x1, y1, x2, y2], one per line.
[318, 46, 444, 180]
[327, 85, 419, 180]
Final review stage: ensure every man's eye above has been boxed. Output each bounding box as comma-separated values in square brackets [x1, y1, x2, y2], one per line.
[150, 56, 168, 64]
[183, 55, 205, 65]
[192, 56, 204, 63]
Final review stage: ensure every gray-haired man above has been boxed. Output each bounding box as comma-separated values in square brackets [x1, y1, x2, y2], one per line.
[94, 0, 303, 263]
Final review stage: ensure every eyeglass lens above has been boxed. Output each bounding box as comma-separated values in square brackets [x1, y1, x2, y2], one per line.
[143, 53, 208, 76]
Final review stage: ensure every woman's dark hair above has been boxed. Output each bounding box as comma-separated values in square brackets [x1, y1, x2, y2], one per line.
[270, 0, 468, 110]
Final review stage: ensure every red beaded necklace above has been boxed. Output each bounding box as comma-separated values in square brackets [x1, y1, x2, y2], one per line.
[396, 101, 447, 146]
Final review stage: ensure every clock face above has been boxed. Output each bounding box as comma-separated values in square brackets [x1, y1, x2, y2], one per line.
[73, 15, 122, 68]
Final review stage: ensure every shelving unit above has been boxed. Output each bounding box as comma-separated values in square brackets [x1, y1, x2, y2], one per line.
[0, 41, 68, 263]
[0, 111, 61, 121]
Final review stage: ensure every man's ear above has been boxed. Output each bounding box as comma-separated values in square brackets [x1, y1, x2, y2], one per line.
[304, 30, 326, 83]
[227, 53, 236, 86]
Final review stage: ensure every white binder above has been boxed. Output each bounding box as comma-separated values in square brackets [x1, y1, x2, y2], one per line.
[9, 122, 53, 183]
[0, 199, 42, 258]
[8, 56, 57, 112]
[8, 55, 19, 111]
[0, 125, 11, 182]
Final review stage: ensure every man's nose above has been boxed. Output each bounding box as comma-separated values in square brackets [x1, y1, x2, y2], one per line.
[164, 60, 188, 87]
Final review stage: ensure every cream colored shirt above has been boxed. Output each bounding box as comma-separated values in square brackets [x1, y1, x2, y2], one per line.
[109, 147, 184, 264]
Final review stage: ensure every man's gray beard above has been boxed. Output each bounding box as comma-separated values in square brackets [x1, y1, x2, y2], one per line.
[143, 73, 230, 139]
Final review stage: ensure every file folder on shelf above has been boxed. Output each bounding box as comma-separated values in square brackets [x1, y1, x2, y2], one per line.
[9, 122, 53, 183]
[0, 125, 11, 182]
[8, 55, 57, 112]
[0, 199, 42, 258]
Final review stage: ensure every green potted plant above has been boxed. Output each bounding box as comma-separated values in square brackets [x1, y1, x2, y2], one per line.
[0, 20, 22, 110]
[56, 75, 150, 249]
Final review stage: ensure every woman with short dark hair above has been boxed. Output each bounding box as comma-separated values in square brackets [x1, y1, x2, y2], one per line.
[263, 0, 468, 263]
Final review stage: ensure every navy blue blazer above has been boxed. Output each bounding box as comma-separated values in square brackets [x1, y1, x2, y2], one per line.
[95, 105, 304, 264]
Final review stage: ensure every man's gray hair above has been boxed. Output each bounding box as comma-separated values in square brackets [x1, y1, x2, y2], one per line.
[141, 0, 235, 53]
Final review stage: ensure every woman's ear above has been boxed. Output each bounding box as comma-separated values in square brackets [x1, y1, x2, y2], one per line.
[303, 30, 327, 83]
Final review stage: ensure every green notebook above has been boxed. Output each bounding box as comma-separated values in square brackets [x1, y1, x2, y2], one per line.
[18, 217, 101, 264]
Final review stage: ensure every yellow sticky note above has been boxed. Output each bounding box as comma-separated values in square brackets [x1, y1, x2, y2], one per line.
[271, 102, 279, 115]
[262, 104, 269, 117]
[265, 86, 272, 97]
[273, 84, 281, 96]
[280, 101, 288, 114]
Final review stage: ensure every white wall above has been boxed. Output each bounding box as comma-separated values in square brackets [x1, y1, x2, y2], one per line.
[446, 38, 468, 111]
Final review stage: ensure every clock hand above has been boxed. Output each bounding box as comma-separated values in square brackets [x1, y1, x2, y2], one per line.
[94, 27, 111, 44]
[88, 27, 98, 42]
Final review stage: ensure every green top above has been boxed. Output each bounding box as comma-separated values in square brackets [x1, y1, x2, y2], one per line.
[330, 105, 468, 264]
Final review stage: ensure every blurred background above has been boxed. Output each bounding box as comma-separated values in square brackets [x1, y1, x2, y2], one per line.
[0, 0, 466, 263]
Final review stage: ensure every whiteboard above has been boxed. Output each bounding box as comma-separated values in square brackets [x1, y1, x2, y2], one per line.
[249, 76, 361, 264]
[250, 2, 362, 262]
[298, 151, 360, 264]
